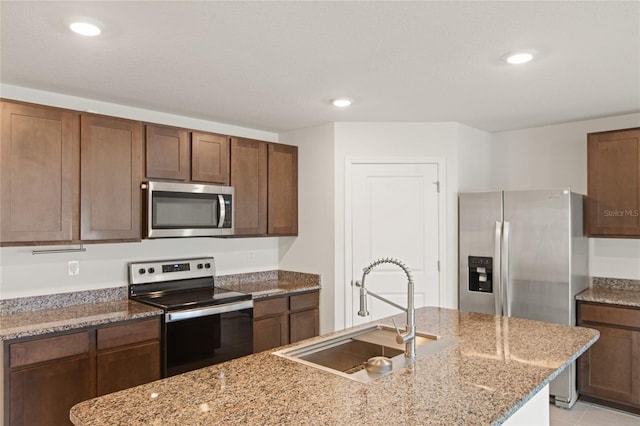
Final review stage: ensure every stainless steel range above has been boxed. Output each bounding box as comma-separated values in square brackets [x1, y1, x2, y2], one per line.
[129, 257, 253, 377]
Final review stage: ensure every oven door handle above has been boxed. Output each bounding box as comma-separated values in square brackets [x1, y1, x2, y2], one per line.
[165, 299, 253, 323]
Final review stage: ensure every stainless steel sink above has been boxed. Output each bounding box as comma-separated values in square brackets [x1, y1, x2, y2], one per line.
[273, 324, 457, 383]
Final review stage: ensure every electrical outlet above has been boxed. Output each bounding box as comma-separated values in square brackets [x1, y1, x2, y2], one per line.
[68, 260, 80, 276]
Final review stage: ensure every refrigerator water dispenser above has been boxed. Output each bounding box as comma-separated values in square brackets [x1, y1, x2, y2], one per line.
[468, 256, 492, 293]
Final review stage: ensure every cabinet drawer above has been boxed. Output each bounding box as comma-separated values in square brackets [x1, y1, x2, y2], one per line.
[290, 292, 319, 312]
[254, 296, 289, 318]
[97, 318, 160, 351]
[580, 303, 640, 329]
[10, 331, 89, 368]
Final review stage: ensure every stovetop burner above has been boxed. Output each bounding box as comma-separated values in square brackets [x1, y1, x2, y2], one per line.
[128, 257, 251, 311]
[133, 287, 251, 311]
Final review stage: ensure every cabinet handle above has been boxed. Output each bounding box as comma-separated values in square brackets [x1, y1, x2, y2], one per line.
[32, 244, 86, 255]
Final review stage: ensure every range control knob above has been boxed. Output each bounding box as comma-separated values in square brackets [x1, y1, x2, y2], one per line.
[205, 263, 211, 269]
[148, 267, 155, 274]
[138, 268, 146, 275]
[197, 263, 203, 269]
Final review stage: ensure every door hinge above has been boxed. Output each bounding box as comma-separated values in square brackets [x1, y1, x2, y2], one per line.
[437, 261, 440, 272]
[434, 181, 440, 193]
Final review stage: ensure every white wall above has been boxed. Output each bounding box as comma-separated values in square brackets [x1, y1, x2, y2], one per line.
[1, 84, 278, 141]
[0, 238, 279, 299]
[278, 123, 335, 334]
[278, 121, 492, 333]
[0, 85, 281, 299]
[491, 112, 640, 280]
[457, 123, 493, 192]
[332, 122, 485, 330]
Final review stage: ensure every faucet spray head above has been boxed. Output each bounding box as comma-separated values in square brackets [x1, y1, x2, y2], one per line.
[358, 286, 369, 317]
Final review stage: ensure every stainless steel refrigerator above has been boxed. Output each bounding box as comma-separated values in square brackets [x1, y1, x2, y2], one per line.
[458, 188, 588, 408]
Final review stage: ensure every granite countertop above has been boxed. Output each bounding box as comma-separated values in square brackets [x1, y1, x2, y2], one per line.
[576, 286, 640, 308]
[0, 300, 162, 341]
[0, 270, 320, 342]
[576, 277, 640, 308]
[222, 279, 320, 299]
[0, 281, 316, 341]
[70, 307, 598, 426]
[217, 270, 321, 299]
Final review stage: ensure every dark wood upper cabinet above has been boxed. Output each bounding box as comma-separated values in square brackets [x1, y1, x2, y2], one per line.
[1, 99, 298, 244]
[230, 137, 268, 236]
[145, 124, 190, 181]
[268, 143, 298, 235]
[191, 131, 230, 185]
[1, 101, 79, 244]
[80, 114, 143, 241]
[587, 128, 640, 237]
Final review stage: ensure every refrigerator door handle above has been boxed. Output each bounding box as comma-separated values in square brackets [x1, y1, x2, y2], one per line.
[502, 221, 511, 317]
[494, 221, 503, 316]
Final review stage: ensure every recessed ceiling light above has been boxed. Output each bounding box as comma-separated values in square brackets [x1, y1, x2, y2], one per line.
[69, 21, 101, 36]
[504, 50, 537, 65]
[332, 98, 352, 108]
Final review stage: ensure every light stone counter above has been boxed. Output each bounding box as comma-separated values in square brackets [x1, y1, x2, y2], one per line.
[70, 307, 598, 426]
[0, 300, 162, 341]
[576, 277, 640, 308]
[217, 270, 321, 299]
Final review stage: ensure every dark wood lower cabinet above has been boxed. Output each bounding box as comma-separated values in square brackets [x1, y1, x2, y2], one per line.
[577, 301, 640, 414]
[290, 309, 319, 343]
[253, 291, 319, 352]
[290, 292, 320, 344]
[97, 341, 160, 396]
[3, 317, 161, 425]
[253, 315, 289, 353]
[9, 356, 93, 426]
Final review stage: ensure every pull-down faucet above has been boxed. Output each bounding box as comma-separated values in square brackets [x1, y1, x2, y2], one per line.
[354, 257, 416, 358]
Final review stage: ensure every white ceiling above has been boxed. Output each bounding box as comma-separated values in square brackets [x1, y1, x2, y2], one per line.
[1, 1, 639, 133]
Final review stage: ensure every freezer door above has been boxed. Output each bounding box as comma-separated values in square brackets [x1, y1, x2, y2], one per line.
[458, 191, 503, 315]
[503, 189, 572, 325]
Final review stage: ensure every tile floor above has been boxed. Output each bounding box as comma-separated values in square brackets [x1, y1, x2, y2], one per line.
[550, 400, 640, 425]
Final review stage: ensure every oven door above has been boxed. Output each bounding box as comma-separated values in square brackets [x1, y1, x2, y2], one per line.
[144, 181, 234, 238]
[163, 300, 253, 377]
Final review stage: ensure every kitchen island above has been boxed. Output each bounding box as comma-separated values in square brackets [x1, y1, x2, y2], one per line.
[70, 307, 598, 425]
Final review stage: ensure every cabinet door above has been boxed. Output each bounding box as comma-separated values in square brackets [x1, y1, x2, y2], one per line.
[97, 341, 161, 396]
[253, 315, 289, 353]
[290, 309, 319, 343]
[191, 131, 229, 184]
[587, 128, 640, 237]
[1, 101, 79, 243]
[145, 124, 190, 180]
[268, 143, 298, 235]
[578, 323, 640, 406]
[80, 114, 142, 241]
[9, 356, 93, 426]
[230, 137, 267, 235]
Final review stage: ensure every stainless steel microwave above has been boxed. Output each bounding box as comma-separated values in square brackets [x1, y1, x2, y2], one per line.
[142, 181, 234, 238]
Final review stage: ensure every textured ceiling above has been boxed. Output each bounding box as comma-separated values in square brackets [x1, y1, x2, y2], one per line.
[1, 1, 639, 133]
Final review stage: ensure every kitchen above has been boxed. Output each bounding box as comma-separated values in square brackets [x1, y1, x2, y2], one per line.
[1, 1, 640, 425]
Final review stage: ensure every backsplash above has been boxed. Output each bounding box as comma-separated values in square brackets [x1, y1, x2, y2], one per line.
[592, 277, 640, 291]
[216, 270, 320, 286]
[0, 286, 127, 315]
[1, 270, 320, 316]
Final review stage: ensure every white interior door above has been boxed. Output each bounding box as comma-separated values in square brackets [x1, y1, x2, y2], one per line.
[349, 161, 440, 326]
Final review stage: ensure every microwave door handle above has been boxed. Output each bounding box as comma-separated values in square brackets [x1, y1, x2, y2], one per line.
[217, 194, 226, 228]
